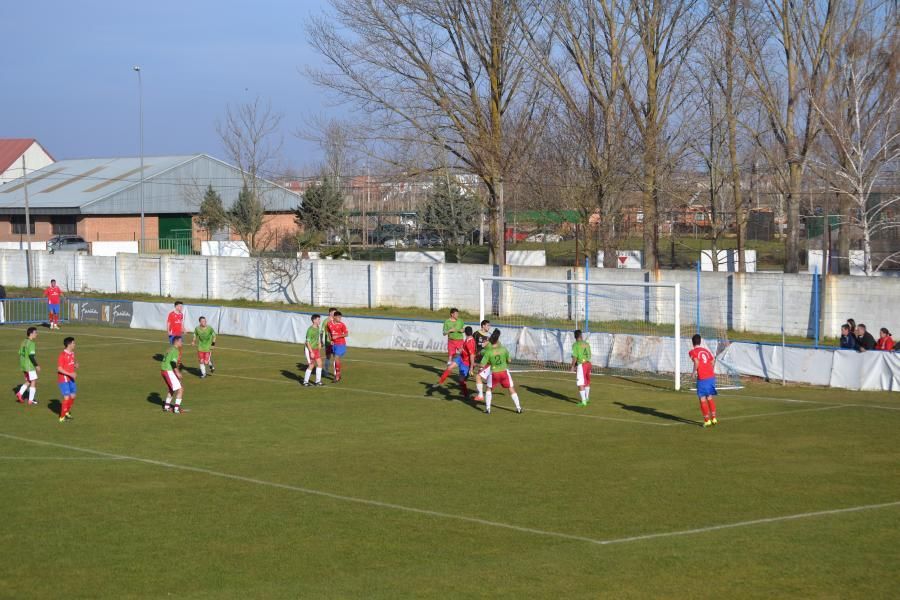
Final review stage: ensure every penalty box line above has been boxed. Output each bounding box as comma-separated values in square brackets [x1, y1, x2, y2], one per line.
[2, 432, 898, 548]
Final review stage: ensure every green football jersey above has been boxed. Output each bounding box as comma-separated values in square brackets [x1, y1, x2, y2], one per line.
[443, 318, 464, 340]
[306, 326, 321, 349]
[572, 340, 591, 364]
[322, 317, 333, 344]
[482, 345, 510, 371]
[19, 339, 36, 372]
[161, 346, 180, 371]
[194, 326, 216, 351]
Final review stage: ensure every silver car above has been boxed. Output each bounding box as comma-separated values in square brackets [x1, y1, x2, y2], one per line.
[48, 235, 89, 253]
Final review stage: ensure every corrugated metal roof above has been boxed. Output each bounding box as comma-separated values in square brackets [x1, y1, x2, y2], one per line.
[0, 154, 302, 215]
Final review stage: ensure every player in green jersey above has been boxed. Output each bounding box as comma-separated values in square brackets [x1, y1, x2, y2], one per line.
[442, 308, 465, 362]
[191, 316, 217, 378]
[160, 336, 185, 413]
[477, 329, 522, 415]
[303, 314, 325, 387]
[570, 330, 592, 406]
[16, 327, 40, 405]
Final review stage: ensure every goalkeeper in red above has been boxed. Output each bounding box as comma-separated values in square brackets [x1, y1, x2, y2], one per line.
[570, 330, 592, 406]
[689, 333, 718, 427]
[477, 330, 522, 415]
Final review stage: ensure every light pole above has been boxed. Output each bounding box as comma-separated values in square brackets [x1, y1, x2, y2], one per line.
[133, 66, 145, 251]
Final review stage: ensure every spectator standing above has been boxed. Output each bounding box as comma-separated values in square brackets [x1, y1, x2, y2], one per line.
[856, 324, 877, 351]
[875, 328, 894, 351]
[839, 324, 858, 350]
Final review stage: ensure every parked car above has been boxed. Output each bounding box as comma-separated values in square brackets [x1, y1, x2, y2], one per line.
[524, 232, 564, 243]
[48, 235, 89, 253]
[371, 224, 410, 245]
[383, 237, 408, 249]
[415, 233, 443, 247]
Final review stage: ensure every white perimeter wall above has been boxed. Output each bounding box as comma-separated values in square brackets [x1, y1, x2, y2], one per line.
[1, 249, 898, 339]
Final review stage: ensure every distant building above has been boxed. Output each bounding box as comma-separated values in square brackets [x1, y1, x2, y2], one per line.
[0, 154, 302, 251]
[0, 139, 55, 185]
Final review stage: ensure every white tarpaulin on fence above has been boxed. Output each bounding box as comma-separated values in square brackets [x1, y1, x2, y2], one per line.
[130, 300, 898, 391]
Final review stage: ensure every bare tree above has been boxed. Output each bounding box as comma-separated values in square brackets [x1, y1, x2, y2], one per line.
[811, 5, 900, 274]
[306, 0, 547, 265]
[740, 0, 863, 272]
[217, 97, 285, 252]
[616, 0, 710, 272]
[521, 0, 638, 267]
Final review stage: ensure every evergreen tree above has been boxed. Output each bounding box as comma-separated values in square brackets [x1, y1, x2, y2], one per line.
[229, 183, 266, 250]
[197, 184, 227, 239]
[295, 177, 344, 239]
[421, 175, 481, 251]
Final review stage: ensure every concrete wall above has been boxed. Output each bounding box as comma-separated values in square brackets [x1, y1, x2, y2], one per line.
[1, 249, 897, 339]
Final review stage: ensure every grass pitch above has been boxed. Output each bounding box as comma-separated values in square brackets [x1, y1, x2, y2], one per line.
[1, 323, 898, 599]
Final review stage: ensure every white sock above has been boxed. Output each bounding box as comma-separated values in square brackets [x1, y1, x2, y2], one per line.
[200, 364, 206, 376]
[165, 394, 172, 405]
[174, 397, 182, 406]
[585, 386, 590, 400]
[485, 391, 492, 412]
[18, 383, 28, 396]
[476, 382, 484, 396]
[28, 387, 36, 402]
[579, 390, 586, 402]
[304, 369, 312, 384]
[511, 393, 521, 411]
[315, 367, 322, 383]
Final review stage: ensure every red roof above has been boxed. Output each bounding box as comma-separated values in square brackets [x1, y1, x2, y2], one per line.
[0, 139, 54, 174]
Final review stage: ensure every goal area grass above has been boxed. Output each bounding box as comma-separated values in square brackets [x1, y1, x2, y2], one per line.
[1, 323, 897, 598]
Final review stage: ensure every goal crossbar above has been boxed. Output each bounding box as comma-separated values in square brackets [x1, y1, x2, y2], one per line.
[478, 276, 681, 391]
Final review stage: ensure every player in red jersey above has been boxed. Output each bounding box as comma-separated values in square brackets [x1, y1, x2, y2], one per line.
[435, 326, 476, 399]
[689, 333, 718, 427]
[57, 337, 78, 422]
[43, 279, 63, 329]
[167, 301, 184, 344]
[325, 310, 349, 383]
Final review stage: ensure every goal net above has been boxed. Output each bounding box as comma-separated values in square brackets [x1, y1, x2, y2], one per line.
[477, 276, 742, 391]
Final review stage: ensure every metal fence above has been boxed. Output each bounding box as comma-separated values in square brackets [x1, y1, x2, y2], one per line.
[0, 297, 134, 328]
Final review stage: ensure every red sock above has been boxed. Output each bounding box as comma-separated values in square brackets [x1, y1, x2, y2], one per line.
[61, 398, 73, 417]
[335, 359, 341, 379]
[699, 399, 710, 420]
[438, 368, 452, 384]
[707, 398, 717, 417]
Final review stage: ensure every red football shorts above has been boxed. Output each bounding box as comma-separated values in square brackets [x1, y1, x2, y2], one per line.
[447, 339, 464, 358]
[490, 370, 514, 389]
[576, 362, 592, 387]
[197, 351, 211, 363]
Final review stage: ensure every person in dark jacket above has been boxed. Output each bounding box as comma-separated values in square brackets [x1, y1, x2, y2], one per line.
[856, 324, 877, 351]
[839, 324, 858, 350]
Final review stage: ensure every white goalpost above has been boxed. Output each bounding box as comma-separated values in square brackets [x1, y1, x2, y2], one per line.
[478, 275, 742, 391]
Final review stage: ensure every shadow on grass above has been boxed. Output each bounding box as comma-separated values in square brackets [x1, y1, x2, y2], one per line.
[410, 363, 444, 376]
[281, 369, 302, 384]
[146, 392, 164, 407]
[152, 354, 165, 363]
[614, 376, 675, 392]
[182, 366, 202, 378]
[522, 385, 577, 404]
[613, 401, 701, 426]
[423, 380, 483, 412]
[47, 399, 62, 416]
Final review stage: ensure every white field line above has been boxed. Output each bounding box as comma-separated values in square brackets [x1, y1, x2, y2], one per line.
[2, 432, 898, 548]
[721, 404, 849, 421]
[6, 327, 898, 412]
[0, 456, 127, 460]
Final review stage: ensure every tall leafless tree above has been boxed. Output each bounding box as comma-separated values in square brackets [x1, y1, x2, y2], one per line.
[811, 4, 900, 274]
[306, 0, 547, 265]
[740, 0, 863, 272]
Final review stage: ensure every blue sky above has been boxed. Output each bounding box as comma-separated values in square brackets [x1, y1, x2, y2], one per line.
[1, 0, 336, 171]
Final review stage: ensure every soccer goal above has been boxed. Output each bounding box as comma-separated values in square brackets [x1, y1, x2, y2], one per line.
[477, 276, 742, 391]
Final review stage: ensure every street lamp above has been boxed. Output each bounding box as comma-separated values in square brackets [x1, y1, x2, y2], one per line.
[133, 66, 145, 251]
